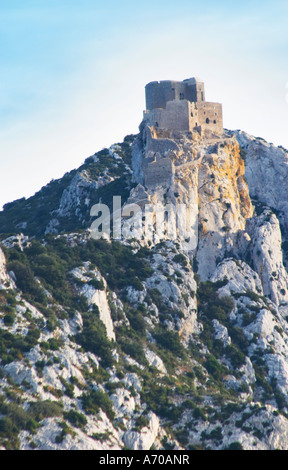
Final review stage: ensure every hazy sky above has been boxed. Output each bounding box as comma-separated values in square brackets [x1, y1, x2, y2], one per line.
[1, 0, 288, 209]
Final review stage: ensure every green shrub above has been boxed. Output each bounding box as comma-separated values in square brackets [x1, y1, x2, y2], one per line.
[125, 307, 146, 333]
[205, 355, 228, 381]
[147, 288, 162, 308]
[28, 400, 63, 420]
[227, 441, 244, 450]
[0, 400, 39, 436]
[29, 440, 38, 449]
[7, 261, 46, 303]
[64, 410, 87, 428]
[141, 379, 181, 423]
[197, 281, 234, 322]
[55, 420, 76, 443]
[225, 344, 246, 368]
[75, 311, 114, 368]
[233, 290, 261, 303]
[133, 414, 150, 430]
[0, 327, 40, 364]
[88, 278, 105, 290]
[193, 407, 207, 421]
[3, 312, 16, 326]
[32, 254, 66, 289]
[119, 339, 146, 364]
[59, 377, 75, 398]
[0, 417, 15, 437]
[91, 431, 111, 442]
[175, 429, 189, 446]
[173, 254, 187, 267]
[0, 290, 17, 308]
[201, 426, 223, 442]
[274, 388, 287, 410]
[105, 382, 124, 393]
[81, 389, 115, 421]
[153, 330, 185, 358]
[41, 337, 65, 352]
[228, 326, 249, 354]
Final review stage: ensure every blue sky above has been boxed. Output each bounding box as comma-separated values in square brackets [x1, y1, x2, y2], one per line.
[1, 0, 288, 209]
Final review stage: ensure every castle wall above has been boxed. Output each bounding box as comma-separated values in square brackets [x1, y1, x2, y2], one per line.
[145, 125, 180, 154]
[145, 79, 205, 111]
[197, 102, 223, 135]
[144, 100, 223, 135]
[144, 100, 191, 132]
[184, 78, 205, 103]
[145, 81, 182, 110]
[188, 102, 199, 129]
[144, 77, 223, 135]
[145, 156, 174, 188]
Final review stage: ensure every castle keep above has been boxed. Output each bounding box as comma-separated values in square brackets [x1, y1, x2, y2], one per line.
[143, 77, 223, 135]
[132, 77, 225, 189]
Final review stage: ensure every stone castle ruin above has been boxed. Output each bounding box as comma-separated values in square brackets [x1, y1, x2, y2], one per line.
[132, 77, 224, 189]
[143, 77, 223, 136]
[129, 78, 252, 256]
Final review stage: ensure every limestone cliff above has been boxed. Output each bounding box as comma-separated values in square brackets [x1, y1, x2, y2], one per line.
[131, 122, 253, 279]
[1, 123, 288, 450]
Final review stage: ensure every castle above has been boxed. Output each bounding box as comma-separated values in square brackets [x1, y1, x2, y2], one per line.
[131, 77, 224, 189]
[143, 77, 223, 135]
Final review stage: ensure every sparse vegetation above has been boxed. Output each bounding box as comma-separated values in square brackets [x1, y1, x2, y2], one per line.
[1, 129, 288, 451]
[64, 410, 87, 429]
[81, 389, 115, 421]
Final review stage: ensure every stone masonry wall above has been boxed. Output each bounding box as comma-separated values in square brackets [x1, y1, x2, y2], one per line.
[144, 78, 223, 135]
[145, 78, 205, 111]
[144, 100, 191, 132]
[189, 102, 223, 135]
[144, 100, 223, 135]
[145, 156, 174, 188]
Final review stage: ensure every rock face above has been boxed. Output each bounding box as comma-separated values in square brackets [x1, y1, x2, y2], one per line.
[123, 412, 160, 450]
[131, 121, 253, 278]
[248, 212, 288, 308]
[1, 123, 288, 451]
[233, 130, 288, 230]
[71, 264, 116, 341]
[0, 248, 8, 288]
[144, 349, 167, 374]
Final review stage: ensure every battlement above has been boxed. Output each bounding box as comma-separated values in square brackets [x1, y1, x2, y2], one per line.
[144, 77, 223, 136]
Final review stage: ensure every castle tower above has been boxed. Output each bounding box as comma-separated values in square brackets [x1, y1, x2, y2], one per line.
[183, 77, 205, 103]
[143, 77, 223, 136]
[145, 77, 205, 110]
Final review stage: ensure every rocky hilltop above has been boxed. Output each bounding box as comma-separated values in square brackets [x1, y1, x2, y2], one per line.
[0, 116, 288, 450]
